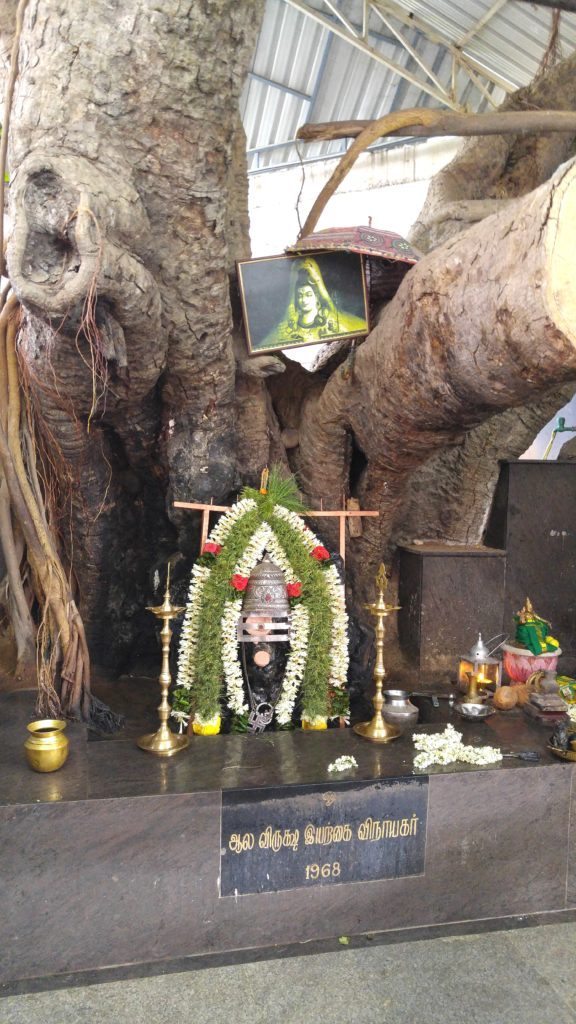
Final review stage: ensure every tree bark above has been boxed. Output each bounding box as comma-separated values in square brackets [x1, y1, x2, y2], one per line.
[410, 52, 576, 254]
[6, 0, 265, 666]
[297, 110, 576, 144]
[396, 382, 576, 547]
[292, 158, 576, 612]
[4, 2, 576, 703]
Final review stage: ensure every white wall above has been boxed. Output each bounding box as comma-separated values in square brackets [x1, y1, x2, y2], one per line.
[248, 136, 460, 255]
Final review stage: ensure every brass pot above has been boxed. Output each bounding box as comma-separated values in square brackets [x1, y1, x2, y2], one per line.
[24, 719, 69, 773]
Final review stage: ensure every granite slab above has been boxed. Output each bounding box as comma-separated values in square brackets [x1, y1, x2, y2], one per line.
[1, 689, 574, 988]
[0, 692, 565, 806]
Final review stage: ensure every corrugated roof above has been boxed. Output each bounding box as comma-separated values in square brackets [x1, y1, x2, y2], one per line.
[241, 0, 576, 172]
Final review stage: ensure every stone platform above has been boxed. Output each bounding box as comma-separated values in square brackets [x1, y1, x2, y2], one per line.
[1, 688, 575, 993]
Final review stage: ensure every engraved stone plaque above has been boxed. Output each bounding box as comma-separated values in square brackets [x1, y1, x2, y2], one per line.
[220, 776, 428, 896]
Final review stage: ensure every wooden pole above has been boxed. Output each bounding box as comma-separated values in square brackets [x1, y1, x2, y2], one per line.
[296, 109, 576, 144]
[174, 501, 379, 561]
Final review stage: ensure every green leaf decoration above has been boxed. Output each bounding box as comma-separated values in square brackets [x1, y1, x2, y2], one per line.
[187, 507, 260, 720]
[175, 470, 349, 729]
[242, 464, 308, 515]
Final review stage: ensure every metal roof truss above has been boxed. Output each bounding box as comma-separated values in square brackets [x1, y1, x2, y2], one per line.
[284, 0, 516, 113]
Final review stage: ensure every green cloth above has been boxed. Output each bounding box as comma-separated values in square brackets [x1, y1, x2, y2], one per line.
[514, 617, 559, 656]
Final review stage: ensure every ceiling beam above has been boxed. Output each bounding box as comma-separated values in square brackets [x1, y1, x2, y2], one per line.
[457, 0, 509, 47]
[283, 0, 465, 110]
[371, 0, 516, 93]
[515, 0, 576, 10]
[371, 7, 449, 100]
[248, 71, 312, 102]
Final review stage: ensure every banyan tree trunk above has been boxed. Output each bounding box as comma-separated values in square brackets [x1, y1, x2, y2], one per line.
[3, 2, 576, 701]
[292, 157, 576, 611]
[5, 0, 265, 678]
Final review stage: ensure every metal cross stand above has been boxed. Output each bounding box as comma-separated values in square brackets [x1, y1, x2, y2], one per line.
[173, 498, 378, 564]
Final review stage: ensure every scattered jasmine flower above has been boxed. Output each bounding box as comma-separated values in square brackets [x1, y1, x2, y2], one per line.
[328, 755, 358, 773]
[170, 709, 190, 733]
[412, 723, 502, 770]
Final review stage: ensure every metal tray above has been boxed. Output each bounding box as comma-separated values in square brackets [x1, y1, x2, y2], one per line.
[547, 744, 576, 762]
[454, 703, 496, 721]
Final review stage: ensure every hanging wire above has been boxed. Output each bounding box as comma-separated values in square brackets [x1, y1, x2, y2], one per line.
[485, 632, 509, 656]
[294, 139, 307, 238]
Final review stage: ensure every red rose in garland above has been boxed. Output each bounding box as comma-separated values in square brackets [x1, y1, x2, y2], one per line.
[202, 542, 222, 555]
[231, 574, 249, 591]
[287, 581, 302, 599]
[311, 545, 330, 561]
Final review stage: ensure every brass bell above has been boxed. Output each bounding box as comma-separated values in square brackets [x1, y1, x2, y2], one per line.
[238, 554, 291, 643]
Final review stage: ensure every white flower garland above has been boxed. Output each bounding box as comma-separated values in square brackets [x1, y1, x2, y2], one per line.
[224, 523, 309, 724]
[234, 522, 274, 579]
[264, 529, 299, 584]
[176, 496, 350, 729]
[328, 755, 358, 772]
[208, 497, 258, 547]
[324, 563, 348, 694]
[175, 563, 211, 690]
[276, 604, 310, 724]
[274, 504, 349, 701]
[175, 499, 257, 694]
[274, 504, 317, 551]
[171, 708, 190, 732]
[413, 724, 502, 770]
[221, 597, 247, 715]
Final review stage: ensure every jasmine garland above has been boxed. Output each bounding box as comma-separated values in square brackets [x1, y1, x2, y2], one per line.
[173, 472, 350, 732]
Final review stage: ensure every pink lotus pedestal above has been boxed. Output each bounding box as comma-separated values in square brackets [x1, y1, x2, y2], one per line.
[502, 643, 561, 684]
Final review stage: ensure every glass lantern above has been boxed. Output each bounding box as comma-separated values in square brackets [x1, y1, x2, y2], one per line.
[457, 633, 502, 693]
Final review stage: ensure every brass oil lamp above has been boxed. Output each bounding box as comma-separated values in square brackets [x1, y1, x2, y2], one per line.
[138, 564, 189, 756]
[354, 564, 401, 744]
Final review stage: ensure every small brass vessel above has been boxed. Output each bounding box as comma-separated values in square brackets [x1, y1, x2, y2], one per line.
[465, 671, 487, 703]
[24, 719, 69, 773]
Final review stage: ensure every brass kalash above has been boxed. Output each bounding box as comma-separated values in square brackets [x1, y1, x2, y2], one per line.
[354, 563, 401, 744]
[137, 564, 189, 756]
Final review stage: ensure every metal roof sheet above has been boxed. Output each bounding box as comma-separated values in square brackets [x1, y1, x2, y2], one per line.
[242, 0, 576, 172]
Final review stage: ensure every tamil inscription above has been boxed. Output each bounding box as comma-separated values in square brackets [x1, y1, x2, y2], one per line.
[220, 776, 428, 896]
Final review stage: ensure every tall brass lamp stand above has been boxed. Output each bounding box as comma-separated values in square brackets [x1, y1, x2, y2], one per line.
[353, 564, 401, 744]
[137, 567, 189, 756]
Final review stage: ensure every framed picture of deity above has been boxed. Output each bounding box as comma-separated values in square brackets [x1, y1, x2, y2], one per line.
[237, 250, 369, 355]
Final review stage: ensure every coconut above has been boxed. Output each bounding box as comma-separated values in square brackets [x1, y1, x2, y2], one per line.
[514, 684, 531, 706]
[493, 686, 518, 710]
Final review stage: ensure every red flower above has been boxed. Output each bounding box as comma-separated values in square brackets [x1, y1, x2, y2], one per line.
[202, 542, 222, 555]
[311, 545, 330, 561]
[287, 581, 302, 598]
[231, 574, 249, 591]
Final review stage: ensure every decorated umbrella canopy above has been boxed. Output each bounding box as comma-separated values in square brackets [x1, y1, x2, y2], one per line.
[287, 225, 420, 263]
[286, 225, 421, 311]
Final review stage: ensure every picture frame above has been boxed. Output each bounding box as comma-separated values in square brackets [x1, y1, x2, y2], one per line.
[236, 250, 369, 355]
